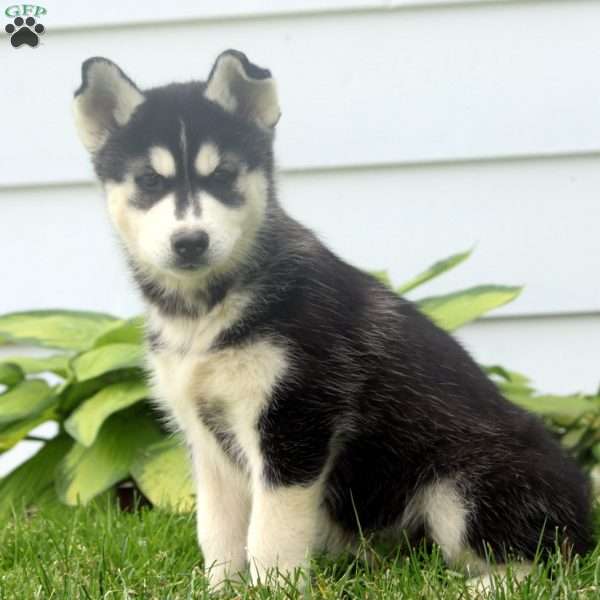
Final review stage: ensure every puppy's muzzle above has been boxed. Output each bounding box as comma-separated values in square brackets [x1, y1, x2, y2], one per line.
[171, 230, 210, 269]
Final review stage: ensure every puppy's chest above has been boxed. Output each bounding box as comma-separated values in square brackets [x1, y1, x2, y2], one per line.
[147, 311, 288, 468]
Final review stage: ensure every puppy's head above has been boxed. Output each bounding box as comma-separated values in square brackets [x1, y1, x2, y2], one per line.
[73, 50, 279, 281]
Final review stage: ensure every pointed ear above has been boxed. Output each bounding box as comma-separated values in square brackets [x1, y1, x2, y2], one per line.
[204, 50, 280, 129]
[73, 57, 145, 153]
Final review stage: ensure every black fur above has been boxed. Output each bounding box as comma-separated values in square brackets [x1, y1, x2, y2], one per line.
[80, 51, 593, 564]
[198, 404, 247, 470]
[213, 209, 592, 558]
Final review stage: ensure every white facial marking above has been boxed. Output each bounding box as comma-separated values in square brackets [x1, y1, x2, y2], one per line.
[104, 165, 269, 287]
[149, 146, 176, 178]
[105, 177, 138, 244]
[136, 192, 181, 265]
[195, 143, 220, 177]
[105, 179, 181, 274]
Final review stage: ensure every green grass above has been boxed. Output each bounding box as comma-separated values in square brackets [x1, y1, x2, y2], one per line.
[1, 500, 599, 599]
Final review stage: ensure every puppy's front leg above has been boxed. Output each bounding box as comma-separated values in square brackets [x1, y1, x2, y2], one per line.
[247, 481, 322, 587]
[191, 441, 250, 590]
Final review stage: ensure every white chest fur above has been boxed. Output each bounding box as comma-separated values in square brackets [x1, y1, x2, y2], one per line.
[146, 294, 289, 479]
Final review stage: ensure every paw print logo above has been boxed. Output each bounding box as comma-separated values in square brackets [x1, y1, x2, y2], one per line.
[5, 16, 45, 48]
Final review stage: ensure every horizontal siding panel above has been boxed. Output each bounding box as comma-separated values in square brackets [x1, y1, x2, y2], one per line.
[282, 155, 600, 317]
[1, 155, 598, 318]
[0, 422, 57, 477]
[2, 1, 600, 187]
[36, 0, 510, 30]
[458, 314, 600, 395]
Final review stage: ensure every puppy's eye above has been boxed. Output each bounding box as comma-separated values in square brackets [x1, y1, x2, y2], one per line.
[211, 166, 237, 185]
[137, 171, 165, 192]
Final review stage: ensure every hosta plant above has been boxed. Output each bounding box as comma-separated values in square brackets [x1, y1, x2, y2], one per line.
[0, 249, 598, 519]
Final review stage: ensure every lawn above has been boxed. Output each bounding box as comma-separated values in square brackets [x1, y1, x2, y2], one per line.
[1, 500, 599, 599]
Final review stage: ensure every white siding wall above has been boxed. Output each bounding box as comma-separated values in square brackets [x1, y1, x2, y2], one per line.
[1, 0, 599, 401]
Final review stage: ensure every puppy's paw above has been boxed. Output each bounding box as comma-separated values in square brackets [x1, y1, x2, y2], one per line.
[205, 562, 244, 593]
[249, 562, 308, 591]
[465, 563, 532, 598]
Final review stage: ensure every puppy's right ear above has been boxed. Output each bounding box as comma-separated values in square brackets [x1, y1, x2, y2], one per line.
[73, 57, 145, 153]
[205, 50, 280, 129]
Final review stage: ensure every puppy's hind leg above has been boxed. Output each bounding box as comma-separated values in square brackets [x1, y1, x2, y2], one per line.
[420, 478, 471, 568]
[418, 478, 532, 595]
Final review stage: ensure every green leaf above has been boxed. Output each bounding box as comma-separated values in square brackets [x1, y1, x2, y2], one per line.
[0, 310, 118, 351]
[485, 365, 536, 397]
[0, 380, 55, 425]
[65, 380, 150, 447]
[561, 426, 590, 450]
[57, 368, 145, 414]
[590, 465, 600, 497]
[0, 434, 72, 520]
[0, 407, 56, 452]
[71, 343, 144, 381]
[55, 407, 162, 506]
[497, 381, 537, 398]
[0, 363, 24, 388]
[484, 365, 531, 386]
[0, 354, 71, 378]
[397, 249, 472, 295]
[418, 285, 522, 331]
[505, 392, 598, 421]
[93, 316, 145, 347]
[370, 271, 392, 289]
[131, 436, 195, 512]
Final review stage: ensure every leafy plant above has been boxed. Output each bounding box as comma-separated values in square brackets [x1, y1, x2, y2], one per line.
[0, 313, 195, 518]
[0, 249, 597, 519]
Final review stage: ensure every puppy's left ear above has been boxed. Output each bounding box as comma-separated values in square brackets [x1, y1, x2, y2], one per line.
[205, 50, 280, 129]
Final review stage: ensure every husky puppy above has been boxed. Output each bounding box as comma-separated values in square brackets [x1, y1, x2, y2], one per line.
[73, 50, 592, 589]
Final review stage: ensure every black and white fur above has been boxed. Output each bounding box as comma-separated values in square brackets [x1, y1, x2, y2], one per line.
[73, 50, 592, 589]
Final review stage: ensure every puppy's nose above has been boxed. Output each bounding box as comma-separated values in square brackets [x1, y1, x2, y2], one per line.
[171, 230, 209, 261]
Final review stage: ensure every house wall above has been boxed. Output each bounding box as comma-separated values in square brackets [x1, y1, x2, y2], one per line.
[1, 0, 599, 402]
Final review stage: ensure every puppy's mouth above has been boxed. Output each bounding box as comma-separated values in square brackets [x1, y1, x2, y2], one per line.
[172, 257, 210, 272]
